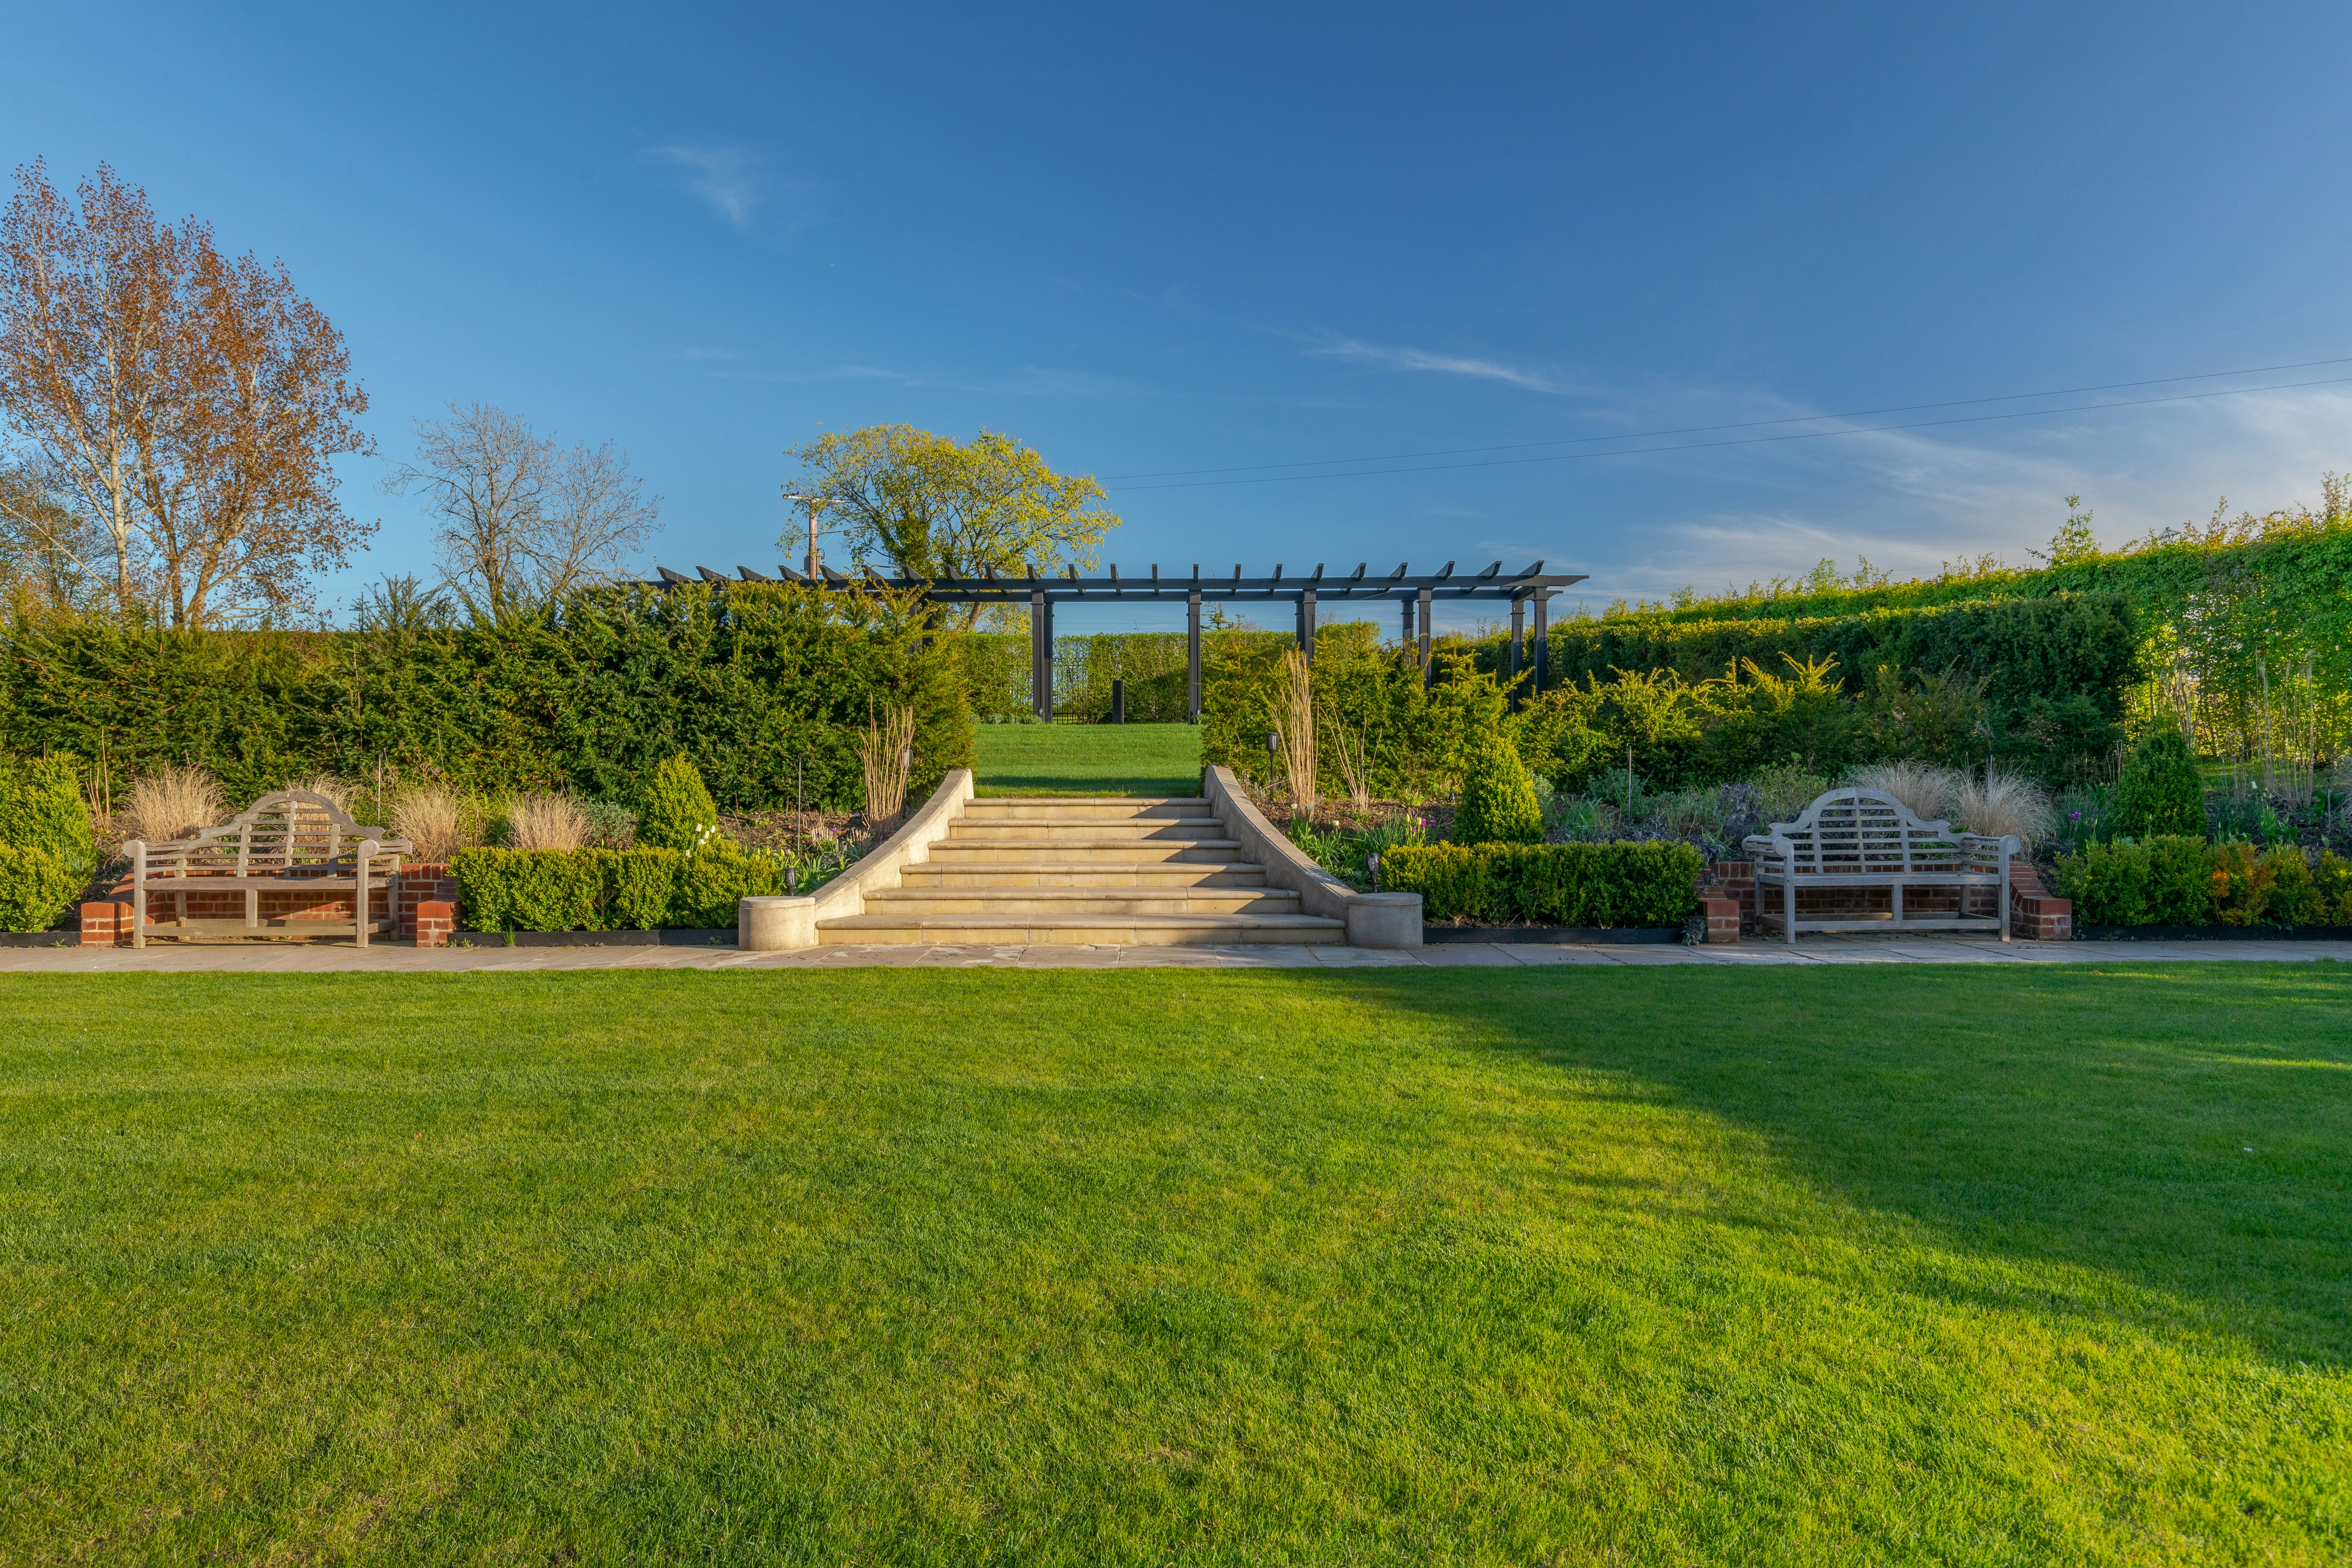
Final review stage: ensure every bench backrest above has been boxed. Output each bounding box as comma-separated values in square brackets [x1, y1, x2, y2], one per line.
[139, 790, 410, 874]
[1755, 786, 1994, 875]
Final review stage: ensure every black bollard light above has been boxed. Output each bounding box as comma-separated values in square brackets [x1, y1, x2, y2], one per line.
[1265, 729, 1280, 788]
[1367, 852, 1381, 892]
[786, 866, 799, 896]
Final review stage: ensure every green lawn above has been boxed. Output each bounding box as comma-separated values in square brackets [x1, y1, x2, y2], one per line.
[2, 965, 2348, 1564]
[972, 721, 1203, 796]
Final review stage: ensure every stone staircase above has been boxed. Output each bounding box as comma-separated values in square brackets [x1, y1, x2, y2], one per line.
[814, 796, 1348, 946]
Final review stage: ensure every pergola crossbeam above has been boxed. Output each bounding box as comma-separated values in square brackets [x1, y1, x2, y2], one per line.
[645, 561, 1584, 721]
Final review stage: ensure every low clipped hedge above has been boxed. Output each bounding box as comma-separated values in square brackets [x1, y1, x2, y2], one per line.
[1382, 841, 1703, 927]
[451, 845, 785, 932]
[2048, 839, 2352, 927]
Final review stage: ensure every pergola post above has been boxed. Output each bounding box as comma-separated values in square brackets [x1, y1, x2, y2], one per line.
[1417, 587, 1434, 688]
[1186, 590, 1202, 723]
[1030, 590, 1052, 721]
[1509, 595, 1526, 710]
[1300, 588, 1316, 664]
[1399, 595, 1414, 657]
[1531, 589, 1550, 696]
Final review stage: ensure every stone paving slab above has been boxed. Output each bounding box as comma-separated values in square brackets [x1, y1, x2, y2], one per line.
[1, 933, 2347, 974]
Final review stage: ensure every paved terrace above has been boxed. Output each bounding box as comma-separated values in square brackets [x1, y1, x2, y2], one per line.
[0, 935, 2345, 973]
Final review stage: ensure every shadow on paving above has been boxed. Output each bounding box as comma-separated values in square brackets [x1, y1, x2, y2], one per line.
[1341, 962, 2352, 1371]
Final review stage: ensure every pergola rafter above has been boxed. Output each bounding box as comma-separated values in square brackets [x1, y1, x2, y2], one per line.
[647, 560, 1586, 722]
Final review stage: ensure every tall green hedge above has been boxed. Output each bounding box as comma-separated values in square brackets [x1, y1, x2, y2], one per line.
[959, 629, 1286, 722]
[1530, 592, 2139, 738]
[1560, 523, 2352, 761]
[0, 584, 972, 810]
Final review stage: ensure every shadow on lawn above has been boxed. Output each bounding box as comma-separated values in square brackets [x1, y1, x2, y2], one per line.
[1363, 962, 2352, 1370]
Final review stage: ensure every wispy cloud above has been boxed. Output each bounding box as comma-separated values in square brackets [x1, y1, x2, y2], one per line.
[1565, 382, 2352, 604]
[648, 145, 764, 226]
[1306, 335, 1575, 393]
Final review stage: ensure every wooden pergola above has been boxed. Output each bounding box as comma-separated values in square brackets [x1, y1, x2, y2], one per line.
[650, 560, 1586, 722]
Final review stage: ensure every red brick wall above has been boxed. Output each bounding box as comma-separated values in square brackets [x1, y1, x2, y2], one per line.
[76, 865, 455, 946]
[1703, 858, 2073, 941]
[395, 864, 457, 941]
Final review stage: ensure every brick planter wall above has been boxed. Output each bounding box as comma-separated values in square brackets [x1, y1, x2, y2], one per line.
[2010, 863, 2072, 941]
[1699, 856, 2073, 942]
[395, 864, 457, 941]
[76, 862, 458, 946]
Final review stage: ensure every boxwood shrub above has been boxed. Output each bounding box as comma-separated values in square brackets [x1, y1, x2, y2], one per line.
[452, 845, 785, 932]
[1383, 841, 1702, 927]
[2047, 839, 2352, 927]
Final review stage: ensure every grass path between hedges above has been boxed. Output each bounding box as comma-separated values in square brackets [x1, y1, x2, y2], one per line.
[2, 965, 2348, 1565]
[972, 721, 1202, 796]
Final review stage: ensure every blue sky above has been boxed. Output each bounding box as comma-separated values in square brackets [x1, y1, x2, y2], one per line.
[9, 2, 2352, 632]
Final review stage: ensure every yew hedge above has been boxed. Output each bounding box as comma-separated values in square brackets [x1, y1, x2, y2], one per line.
[0, 584, 971, 810]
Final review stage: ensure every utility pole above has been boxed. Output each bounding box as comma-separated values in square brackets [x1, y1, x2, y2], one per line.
[780, 491, 834, 579]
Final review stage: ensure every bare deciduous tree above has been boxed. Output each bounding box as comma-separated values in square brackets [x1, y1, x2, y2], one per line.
[0, 159, 374, 625]
[382, 402, 660, 619]
[0, 455, 109, 611]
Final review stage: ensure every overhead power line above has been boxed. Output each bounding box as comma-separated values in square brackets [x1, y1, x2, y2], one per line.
[1105, 370, 2352, 492]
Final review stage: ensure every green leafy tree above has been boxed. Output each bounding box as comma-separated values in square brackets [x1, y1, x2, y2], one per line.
[782, 426, 1116, 629]
[2036, 495, 2100, 567]
[638, 752, 719, 852]
[2109, 722, 2205, 838]
[1455, 739, 1543, 845]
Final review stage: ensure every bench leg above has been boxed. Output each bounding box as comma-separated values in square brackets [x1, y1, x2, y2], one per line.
[1785, 878, 1797, 947]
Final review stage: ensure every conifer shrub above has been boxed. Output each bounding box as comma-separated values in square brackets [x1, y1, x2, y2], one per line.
[638, 754, 719, 853]
[0, 754, 97, 886]
[0, 844, 77, 932]
[1455, 741, 1543, 845]
[2109, 723, 2205, 838]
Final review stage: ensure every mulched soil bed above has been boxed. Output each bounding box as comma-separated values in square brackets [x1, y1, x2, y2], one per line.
[2073, 924, 2352, 941]
[1423, 926, 1681, 945]
[454, 929, 736, 948]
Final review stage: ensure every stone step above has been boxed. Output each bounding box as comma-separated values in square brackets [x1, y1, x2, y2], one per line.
[864, 886, 1300, 917]
[963, 797, 1213, 821]
[950, 818, 1229, 842]
[924, 841, 1244, 864]
[815, 911, 1347, 946]
[900, 861, 1268, 888]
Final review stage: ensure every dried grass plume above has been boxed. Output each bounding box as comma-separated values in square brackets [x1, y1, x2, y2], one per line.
[1957, 768, 2054, 847]
[1848, 761, 1962, 824]
[391, 784, 468, 861]
[859, 703, 917, 827]
[122, 766, 224, 844]
[505, 793, 589, 852]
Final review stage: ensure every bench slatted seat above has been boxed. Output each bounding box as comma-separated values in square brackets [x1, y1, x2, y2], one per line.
[122, 790, 412, 948]
[1743, 786, 2019, 945]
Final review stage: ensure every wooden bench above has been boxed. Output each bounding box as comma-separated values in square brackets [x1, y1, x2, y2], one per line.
[121, 790, 412, 949]
[1743, 786, 2019, 945]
